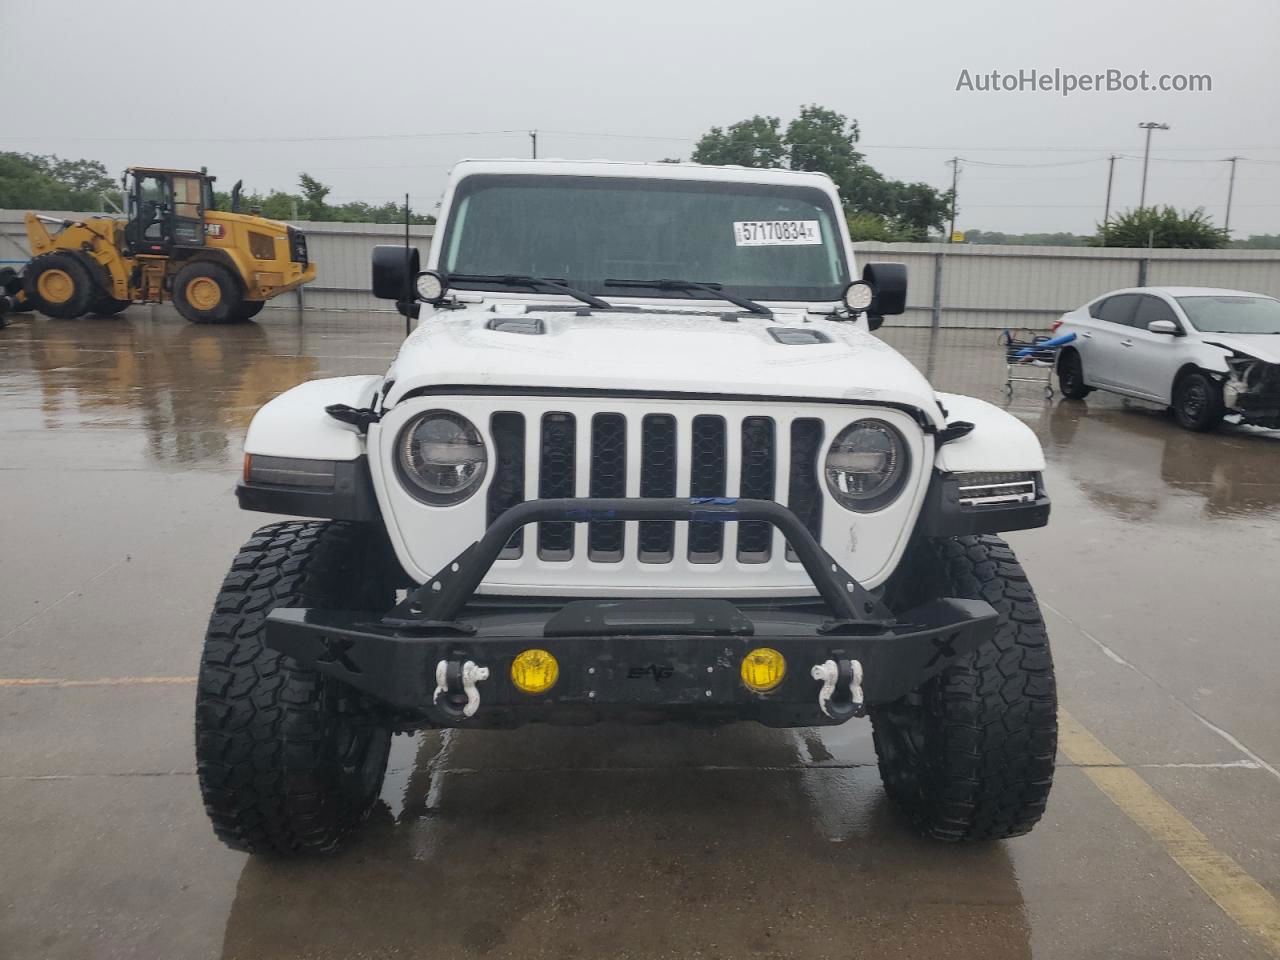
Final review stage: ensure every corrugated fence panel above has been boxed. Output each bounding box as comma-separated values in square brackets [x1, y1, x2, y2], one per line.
[282, 220, 435, 313]
[1144, 253, 1280, 295]
[5, 212, 1277, 325]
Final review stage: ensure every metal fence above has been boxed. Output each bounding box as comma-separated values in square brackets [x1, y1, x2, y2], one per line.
[851, 241, 1280, 330]
[4, 210, 1279, 325]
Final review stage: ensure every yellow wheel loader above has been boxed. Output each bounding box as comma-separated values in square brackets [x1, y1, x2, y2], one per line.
[0, 167, 316, 324]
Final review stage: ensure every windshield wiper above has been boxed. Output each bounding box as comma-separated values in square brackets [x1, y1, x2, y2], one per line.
[447, 273, 613, 310]
[604, 278, 772, 317]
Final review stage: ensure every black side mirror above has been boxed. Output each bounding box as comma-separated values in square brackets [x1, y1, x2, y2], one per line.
[372, 244, 421, 306]
[862, 261, 907, 330]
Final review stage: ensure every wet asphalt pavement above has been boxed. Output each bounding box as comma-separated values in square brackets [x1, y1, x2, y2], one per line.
[1, 308, 1278, 960]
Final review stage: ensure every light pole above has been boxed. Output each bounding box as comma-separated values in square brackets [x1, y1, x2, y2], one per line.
[1224, 156, 1241, 235]
[1137, 122, 1169, 210]
[946, 157, 960, 242]
[1102, 154, 1117, 244]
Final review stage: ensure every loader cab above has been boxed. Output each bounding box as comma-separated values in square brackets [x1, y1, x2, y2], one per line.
[123, 167, 213, 255]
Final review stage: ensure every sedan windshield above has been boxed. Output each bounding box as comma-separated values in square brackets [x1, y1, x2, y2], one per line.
[1176, 295, 1280, 334]
[439, 174, 849, 302]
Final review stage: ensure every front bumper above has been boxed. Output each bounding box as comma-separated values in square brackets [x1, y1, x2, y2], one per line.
[264, 498, 999, 728]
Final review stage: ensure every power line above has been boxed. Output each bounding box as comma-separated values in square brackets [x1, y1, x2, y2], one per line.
[0, 129, 532, 144]
[960, 156, 1107, 168]
[5, 127, 1280, 154]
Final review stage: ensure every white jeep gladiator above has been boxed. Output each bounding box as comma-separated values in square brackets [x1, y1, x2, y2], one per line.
[196, 159, 1058, 854]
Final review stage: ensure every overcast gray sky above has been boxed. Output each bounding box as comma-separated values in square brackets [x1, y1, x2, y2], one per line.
[3, 0, 1279, 236]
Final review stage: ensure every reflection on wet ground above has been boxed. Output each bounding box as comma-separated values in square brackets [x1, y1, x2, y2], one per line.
[0, 309, 399, 469]
[222, 726, 1029, 959]
[1039, 400, 1280, 520]
[2, 309, 1278, 960]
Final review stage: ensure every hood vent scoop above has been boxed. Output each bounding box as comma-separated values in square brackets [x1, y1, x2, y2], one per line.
[768, 327, 831, 345]
[487, 317, 546, 336]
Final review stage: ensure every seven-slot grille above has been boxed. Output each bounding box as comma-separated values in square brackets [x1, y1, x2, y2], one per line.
[487, 411, 825, 564]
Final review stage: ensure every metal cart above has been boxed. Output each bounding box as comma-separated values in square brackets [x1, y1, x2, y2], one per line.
[1000, 329, 1060, 398]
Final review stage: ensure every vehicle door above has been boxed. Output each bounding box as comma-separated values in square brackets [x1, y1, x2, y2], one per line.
[1115, 294, 1187, 401]
[1083, 293, 1140, 387]
[127, 173, 173, 255]
[169, 174, 207, 248]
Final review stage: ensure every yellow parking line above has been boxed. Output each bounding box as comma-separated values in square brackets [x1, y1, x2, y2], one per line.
[0, 676, 197, 687]
[1060, 709, 1280, 955]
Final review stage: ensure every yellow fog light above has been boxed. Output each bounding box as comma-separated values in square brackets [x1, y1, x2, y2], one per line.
[511, 649, 559, 695]
[740, 648, 786, 693]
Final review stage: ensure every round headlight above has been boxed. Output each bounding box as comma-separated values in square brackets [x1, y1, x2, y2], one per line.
[396, 410, 487, 505]
[824, 419, 909, 511]
[415, 270, 445, 302]
[843, 281, 874, 313]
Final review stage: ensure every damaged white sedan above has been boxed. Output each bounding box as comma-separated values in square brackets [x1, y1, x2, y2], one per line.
[1054, 286, 1280, 431]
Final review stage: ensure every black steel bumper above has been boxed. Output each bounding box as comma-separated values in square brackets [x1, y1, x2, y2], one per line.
[264, 498, 999, 728]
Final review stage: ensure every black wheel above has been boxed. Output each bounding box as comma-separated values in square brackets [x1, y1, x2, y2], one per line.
[1057, 350, 1092, 399]
[1172, 371, 1225, 432]
[90, 296, 130, 317]
[174, 261, 245, 324]
[196, 520, 397, 855]
[871, 535, 1058, 841]
[228, 300, 265, 321]
[22, 252, 96, 319]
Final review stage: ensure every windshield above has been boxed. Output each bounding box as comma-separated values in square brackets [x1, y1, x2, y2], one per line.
[439, 174, 849, 302]
[1176, 295, 1280, 334]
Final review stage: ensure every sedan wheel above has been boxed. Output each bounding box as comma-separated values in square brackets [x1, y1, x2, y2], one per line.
[1172, 371, 1225, 432]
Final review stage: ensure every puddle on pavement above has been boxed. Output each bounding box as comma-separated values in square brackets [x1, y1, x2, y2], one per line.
[216, 722, 1032, 958]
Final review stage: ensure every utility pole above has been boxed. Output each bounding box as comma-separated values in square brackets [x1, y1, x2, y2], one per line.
[947, 157, 960, 242]
[1224, 156, 1241, 235]
[1102, 154, 1117, 244]
[1137, 121, 1169, 210]
[530, 130, 538, 159]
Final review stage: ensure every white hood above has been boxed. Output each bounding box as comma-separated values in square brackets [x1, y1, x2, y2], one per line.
[1200, 333, 1280, 365]
[382, 305, 944, 425]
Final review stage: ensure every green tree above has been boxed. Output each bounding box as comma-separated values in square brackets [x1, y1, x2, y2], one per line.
[1232, 233, 1280, 249]
[784, 105, 863, 179]
[1094, 207, 1227, 249]
[691, 115, 786, 168]
[212, 174, 434, 224]
[846, 212, 917, 243]
[689, 106, 952, 238]
[964, 229, 1090, 246]
[297, 172, 332, 219]
[0, 152, 120, 210]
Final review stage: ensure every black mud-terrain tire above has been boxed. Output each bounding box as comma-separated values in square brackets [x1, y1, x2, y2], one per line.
[1056, 349, 1092, 399]
[22, 252, 96, 319]
[1172, 370, 1225, 432]
[90, 296, 131, 317]
[871, 535, 1058, 841]
[174, 261, 245, 324]
[196, 521, 396, 855]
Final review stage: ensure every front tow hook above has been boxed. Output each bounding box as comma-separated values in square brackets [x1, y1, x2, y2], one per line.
[811, 659, 866, 720]
[432, 659, 490, 720]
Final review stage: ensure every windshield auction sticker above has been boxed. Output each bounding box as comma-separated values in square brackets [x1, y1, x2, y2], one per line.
[733, 220, 822, 246]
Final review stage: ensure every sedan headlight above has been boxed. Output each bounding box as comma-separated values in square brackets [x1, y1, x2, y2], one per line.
[824, 419, 909, 511]
[396, 410, 487, 505]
